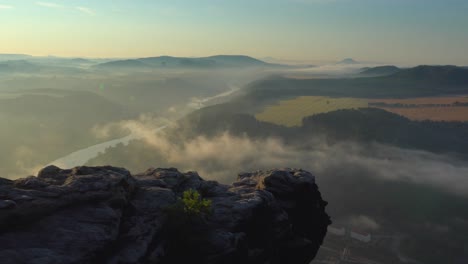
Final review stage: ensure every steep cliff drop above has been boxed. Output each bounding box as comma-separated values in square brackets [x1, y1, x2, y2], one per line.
[0, 166, 330, 264]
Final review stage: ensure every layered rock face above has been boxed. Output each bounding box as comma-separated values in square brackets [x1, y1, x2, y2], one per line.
[0, 166, 330, 264]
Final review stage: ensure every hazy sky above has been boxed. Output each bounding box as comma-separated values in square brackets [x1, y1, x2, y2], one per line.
[1, 0, 467, 65]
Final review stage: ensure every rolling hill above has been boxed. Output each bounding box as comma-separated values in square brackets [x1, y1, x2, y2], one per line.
[245, 65, 468, 100]
[338, 58, 359, 64]
[93, 59, 153, 69]
[360, 65, 401, 76]
[388, 65, 468, 85]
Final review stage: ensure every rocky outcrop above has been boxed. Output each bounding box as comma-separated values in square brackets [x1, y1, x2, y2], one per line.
[0, 166, 330, 264]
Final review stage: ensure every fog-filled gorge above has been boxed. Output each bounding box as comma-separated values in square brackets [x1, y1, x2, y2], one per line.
[88, 119, 468, 197]
[2, 56, 468, 263]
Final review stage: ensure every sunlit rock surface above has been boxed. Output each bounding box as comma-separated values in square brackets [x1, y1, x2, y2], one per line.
[0, 166, 330, 264]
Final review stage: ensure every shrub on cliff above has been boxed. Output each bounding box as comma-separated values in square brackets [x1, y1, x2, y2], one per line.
[180, 189, 212, 216]
[161, 189, 213, 263]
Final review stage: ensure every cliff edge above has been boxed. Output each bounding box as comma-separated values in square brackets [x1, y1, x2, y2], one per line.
[0, 166, 330, 264]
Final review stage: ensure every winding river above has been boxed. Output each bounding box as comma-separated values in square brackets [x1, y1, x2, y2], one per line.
[46, 86, 239, 169]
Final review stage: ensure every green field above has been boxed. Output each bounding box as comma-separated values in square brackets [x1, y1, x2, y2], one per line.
[255, 96, 368, 127]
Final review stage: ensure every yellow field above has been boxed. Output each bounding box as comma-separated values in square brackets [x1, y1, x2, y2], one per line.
[255, 95, 468, 126]
[369, 96, 468, 121]
[255, 96, 368, 127]
[378, 107, 468, 122]
[369, 96, 468, 105]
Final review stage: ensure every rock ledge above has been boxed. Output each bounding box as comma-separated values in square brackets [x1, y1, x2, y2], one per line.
[0, 166, 330, 264]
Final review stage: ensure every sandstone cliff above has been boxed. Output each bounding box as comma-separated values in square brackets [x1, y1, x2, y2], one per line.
[0, 166, 330, 264]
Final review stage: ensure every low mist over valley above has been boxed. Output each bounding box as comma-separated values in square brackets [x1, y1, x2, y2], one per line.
[2, 1, 468, 263]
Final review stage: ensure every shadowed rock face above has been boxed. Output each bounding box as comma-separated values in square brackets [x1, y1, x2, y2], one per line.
[0, 166, 330, 264]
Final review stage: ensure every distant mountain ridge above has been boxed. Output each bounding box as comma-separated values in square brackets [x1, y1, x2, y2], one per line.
[0, 54, 33, 61]
[0, 60, 40, 73]
[0, 59, 85, 75]
[93, 55, 284, 70]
